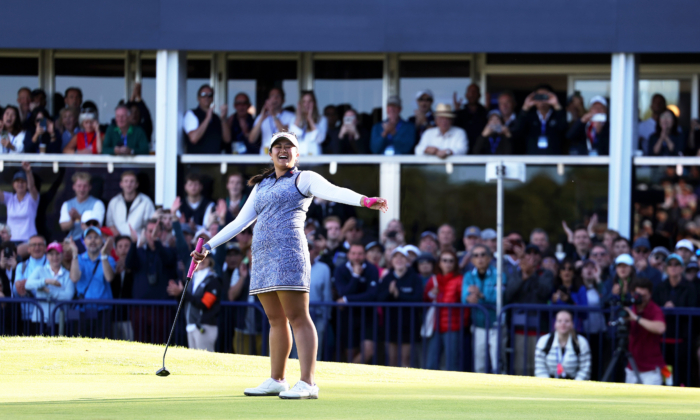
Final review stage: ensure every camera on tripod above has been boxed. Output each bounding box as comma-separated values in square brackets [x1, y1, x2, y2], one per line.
[607, 292, 642, 327]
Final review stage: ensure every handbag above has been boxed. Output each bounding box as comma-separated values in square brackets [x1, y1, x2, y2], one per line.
[420, 275, 438, 338]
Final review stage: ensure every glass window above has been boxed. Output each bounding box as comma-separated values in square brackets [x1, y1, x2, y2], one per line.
[228, 60, 298, 116]
[399, 60, 471, 119]
[573, 79, 611, 108]
[140, 59, 156, 143]
[55, 58, 125, 125]
[0, 57, 38, 110]
[186, 59, 211, 111]
[639, 79, 681, 120]
[314, 60, 383, 116]
[400, 164, 608, 248]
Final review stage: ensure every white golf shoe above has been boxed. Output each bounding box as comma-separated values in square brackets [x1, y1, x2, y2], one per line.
[244, 378, 289, 396]
[278, 381, 319, 400]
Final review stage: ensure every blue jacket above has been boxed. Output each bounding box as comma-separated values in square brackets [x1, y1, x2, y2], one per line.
[370, 119, 416, 155]
[462, 266, 507, 328]
[334, 261, 379, 302]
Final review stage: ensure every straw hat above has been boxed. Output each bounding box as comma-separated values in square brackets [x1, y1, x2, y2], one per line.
[434, 103, 455, 118]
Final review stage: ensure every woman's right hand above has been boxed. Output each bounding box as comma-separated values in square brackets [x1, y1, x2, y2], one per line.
[190, 249, 209, 264]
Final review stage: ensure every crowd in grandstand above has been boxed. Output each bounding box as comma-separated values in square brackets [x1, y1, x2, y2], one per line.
[2, 81, 700, 157]
[1, 80, 700, 388]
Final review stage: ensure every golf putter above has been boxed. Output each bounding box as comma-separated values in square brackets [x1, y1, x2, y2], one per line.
[156, 238, 204, 377]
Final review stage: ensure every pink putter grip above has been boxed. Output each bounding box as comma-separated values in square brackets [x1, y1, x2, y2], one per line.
[187, 238, 205, 278]
[363, 197, 378, 208]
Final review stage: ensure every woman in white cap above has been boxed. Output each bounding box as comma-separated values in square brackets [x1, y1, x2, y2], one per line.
[191, 130, 387, 400]
[603, 253, 637, 305]
[63, 107, 103, 154]
[0, 162, 39, 243]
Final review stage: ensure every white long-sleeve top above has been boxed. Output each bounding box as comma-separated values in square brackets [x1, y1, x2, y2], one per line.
[534, 332, 591, 381]
[414, 126, 468, 156]
[289, 116, 328, 156]
[207, 170, 364, 250]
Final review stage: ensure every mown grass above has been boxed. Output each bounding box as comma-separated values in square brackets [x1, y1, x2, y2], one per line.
[1, 336, 699, 419]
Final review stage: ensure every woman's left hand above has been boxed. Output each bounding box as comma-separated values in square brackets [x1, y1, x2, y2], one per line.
[366, 197, 389, 213]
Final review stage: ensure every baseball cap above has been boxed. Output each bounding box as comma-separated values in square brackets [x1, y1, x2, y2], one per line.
[675, 239, 694, 252]
[83, 226, 102, 238]
[666, 253, 685, 267]
[81, 210, 102, 227]
[193, 228, 211, 245]
[403, 244, 420, 256]
[481, 229, 497, 240]
[269, 131, 299, 152]
[12, 171, 27, 182]
[416, 252, 436, 263]
[387, 95, 402, 107]
[686, 260, 698, 270]
[365, 241, 384, 253]
[589, 95, 608, 108]
[421, 231, 438, 241]
[391, 246, 409, 259]
[46, 241, 63, 253]
[181, 223, 194, 235]
[614, 254, 634, 266]
[464, 226, 481, 238]
[651, 246, 670, 258]
[415, 89, 434, 100]
[632, 237, 651, 251]
[525, 244, 541, 255]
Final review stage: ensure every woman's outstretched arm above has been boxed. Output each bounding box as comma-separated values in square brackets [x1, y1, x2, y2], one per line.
[298, 171, 388, 212]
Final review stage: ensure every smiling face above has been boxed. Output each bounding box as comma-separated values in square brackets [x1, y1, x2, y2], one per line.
[554, 311, 574, 336]
[269, 137, 299, 170]
[226, 174, 244, 197]
[197, 87, 213, 110]
[115, 107, 130, 129]
[3, 107, 17, 127]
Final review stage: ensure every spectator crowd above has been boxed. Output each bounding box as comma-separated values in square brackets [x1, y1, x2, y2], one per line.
[4, 81, 700, 158]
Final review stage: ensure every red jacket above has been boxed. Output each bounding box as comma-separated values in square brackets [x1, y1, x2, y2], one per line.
[424, 272, 469, 333]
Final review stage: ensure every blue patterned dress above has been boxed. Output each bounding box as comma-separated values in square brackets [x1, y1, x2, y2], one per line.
[250, 168, 313, 294]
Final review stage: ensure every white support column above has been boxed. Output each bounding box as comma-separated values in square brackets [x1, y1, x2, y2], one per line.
[125, 50, 142, 100]
[691, 73, 699, 120]
[38, 49, 54, 115]
[155, 50, 186, 207]
[382, 54, 399, 119]
[299, 52, 313, 91]
[379, 162, 401, 236]
[211, 52, 228, 114]
[608, 53, 638, 239]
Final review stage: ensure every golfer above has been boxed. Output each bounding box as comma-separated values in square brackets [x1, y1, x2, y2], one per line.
[191, 130, 388, 399]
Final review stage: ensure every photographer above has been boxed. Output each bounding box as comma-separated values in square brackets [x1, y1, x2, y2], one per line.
[624, 277, 667, 385]
[325, 108, 370, 154]
[514, 84, 567, 155]
[535, 310, 591, 380]
[472, 110, 514, 155]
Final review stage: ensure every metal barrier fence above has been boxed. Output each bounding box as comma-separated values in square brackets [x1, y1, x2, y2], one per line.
[2, 298, 699, 385]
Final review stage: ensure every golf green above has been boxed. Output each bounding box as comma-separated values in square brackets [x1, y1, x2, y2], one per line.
[1, 336, 699, 419]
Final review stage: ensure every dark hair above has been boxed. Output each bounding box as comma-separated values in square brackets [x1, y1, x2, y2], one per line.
[269, 86, 285, 101]
[471, 244, 492, 258]
[120, 170, 138, 181]
[534, 84, 555, 94]
[554, 258, 583, 291]
[654, 108, 680, 136]
[248, 166, 276, 186]
[64, 87, 83, 98]
[17, 87, 30, 95]
[437, 249, 460, 276]
[573, 224, 588, 234]
[348, 242, 365, 252]
[197, 84, 214, 97]
[185, 172, 203, 184]
[612, 236, 631, 248]
[114, 235, 132, 245]
[233, 92, 250, 105]
[2, 105, 23, 136]
[629, 276, 653, 294]
[30, 89, 46, 101]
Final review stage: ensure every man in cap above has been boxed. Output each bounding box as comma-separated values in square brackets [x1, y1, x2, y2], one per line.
[68, 227, 115, 338]
[480, 228, 498, 255]
[649, 246, 670, 272]
[567, 95, 610, 156]
[459, 226, 481, 271]
[416, 252, 436, 287]
[408, 89, 436, 143]
[415, 104, 467, 158]
[631, 237, 662, 289]
[675, 239, 695, 265]
[453, 83, 488, 152]
[370, 95, 416, 155]
[418, 231, 439, 256]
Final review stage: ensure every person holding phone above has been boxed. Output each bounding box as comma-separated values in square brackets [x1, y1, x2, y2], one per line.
[514, 84, 567, 155]
[325, 108, 369, 154]
[472, 110, 514, 155]
[566, 96, 610, 156]
[25, 107, 61, 154]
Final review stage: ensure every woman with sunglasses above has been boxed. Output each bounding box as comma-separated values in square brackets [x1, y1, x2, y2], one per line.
[191, 130, 387, 400]
[424, 249, 467, 371]
[551, 258, 587, 306]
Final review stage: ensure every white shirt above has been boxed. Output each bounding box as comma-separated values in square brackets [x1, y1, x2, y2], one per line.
[105, 192, 156, 236]
[289, 116, 328, 156]
[638, 118, 656, 142]
[183, 110, 201, 133]
[254, 110, 296, 154]
[1, 131, 25, 154]
[207, 171, 364, 250]
[415, 126, 468, 156]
